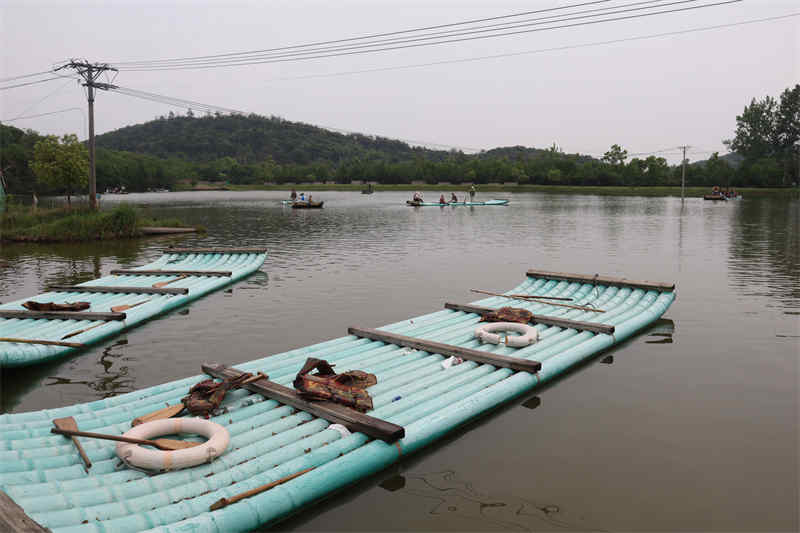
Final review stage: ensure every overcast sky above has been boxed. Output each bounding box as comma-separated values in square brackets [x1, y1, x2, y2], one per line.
[1, 0, 797, 163]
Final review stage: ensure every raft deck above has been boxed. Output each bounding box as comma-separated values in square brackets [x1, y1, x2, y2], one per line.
[0, 248, 267, 368]
[0, 269, 675, 532]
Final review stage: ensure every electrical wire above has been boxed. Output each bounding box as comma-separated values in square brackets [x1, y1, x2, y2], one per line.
[108, 0, 615, 66]
[8, 78, 75, 121]
[112, 0, 674, 68]
[0, 70, 57, 83]
[114, 0, 742, 71]
[256, 13, 799, 83]
[0, 76, 66, 91]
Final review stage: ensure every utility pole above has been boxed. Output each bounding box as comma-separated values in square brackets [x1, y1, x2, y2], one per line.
[55, 60, 117, 210]
[680, 145, 690, 202]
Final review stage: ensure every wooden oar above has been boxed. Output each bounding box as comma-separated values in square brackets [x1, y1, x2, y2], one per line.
[110, 299, 150, 313]
[153, 274, 188, 289]
[53, 417, 92, 471]
[131, 404, 186, 426]
[51, 426, 201, 451]
[61, 321, 105, 340]
[470, 289, 604, 313]
[209, 467, 315, 511]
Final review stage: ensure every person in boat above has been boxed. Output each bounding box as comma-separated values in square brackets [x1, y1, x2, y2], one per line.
[307, 194, 313, 203]
[299, 192, 305, 202]
[439, 194, 447, 204]
[290, 188, 297, 201]
[469, 185, 476, 200]
[412, 191, 423, 202]
[451, 192, 458, 203]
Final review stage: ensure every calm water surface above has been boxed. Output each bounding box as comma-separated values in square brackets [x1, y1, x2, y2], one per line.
[1, 191, 797, 532]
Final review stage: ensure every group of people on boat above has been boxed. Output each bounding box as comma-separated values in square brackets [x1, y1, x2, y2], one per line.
[290, 189, 314, 203]
[711, 186, 738, 198]
[411, 185, 477, 205]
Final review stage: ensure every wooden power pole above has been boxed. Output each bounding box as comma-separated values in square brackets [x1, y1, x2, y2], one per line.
[55, 60, 117, 210]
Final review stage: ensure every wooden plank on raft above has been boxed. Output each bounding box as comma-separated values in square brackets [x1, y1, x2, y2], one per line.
[109, 269, 232, 277]
[444, 303, 616, 335]
[347, 327, 542, 373]
[0, 490, 51, 533]
[165, 247, 268, 254]
[202, 363, 405, 443]
[0, 310, 126, 321]
[526, 269, 676, 292]
[48, 285, 189, 295]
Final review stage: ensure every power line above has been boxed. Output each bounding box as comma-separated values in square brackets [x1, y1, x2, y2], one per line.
[1, 107, 88, 139]
[0, 76, 66, 91]
[112, 0, 673, 68]
[114, 0, 742, 71]
[255, 12, 800, 83]
[0, 70, 57, 83]
[8, 78, 75, 121]
[107, 0, 614, 66]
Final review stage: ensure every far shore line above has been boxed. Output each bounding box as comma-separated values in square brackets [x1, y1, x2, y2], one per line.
[174, 183, 795, 197]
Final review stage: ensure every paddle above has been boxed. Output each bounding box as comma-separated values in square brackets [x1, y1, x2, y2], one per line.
[51, 426, 201, 451]
[110, 299, 150, 313]
[132, 403, 186, 426]
[53, 417, 92, 471]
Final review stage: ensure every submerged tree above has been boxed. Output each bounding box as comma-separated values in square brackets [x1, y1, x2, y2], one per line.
[30, 134, 88, 208]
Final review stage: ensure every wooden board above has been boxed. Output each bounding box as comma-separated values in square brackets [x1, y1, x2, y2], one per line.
[444, 303, 615, 335]
[165, 247, 268, 254]
[109, 269, 232, 277]
[202, 363, 405, 443]
[526, 269, 675, 292]
[0, 310, 126, 321]
[347, 327, 542, 373]
[48, 285, 188, 295]
[0, 490, 51, 532]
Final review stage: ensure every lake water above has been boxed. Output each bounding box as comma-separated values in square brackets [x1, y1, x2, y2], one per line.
[1, 190, 797, 532]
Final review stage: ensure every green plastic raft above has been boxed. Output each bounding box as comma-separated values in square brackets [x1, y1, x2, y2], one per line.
[406, 199, 509, 206]
[0, 248, 267, 368]
[0, 269, 675, 533]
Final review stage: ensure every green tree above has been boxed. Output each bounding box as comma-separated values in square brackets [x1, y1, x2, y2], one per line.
[30, 134, 88, 207]
[602, 144, 628, 166]
[726, 95, 778, 160]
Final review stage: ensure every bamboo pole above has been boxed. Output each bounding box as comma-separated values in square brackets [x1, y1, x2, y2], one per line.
[0, 337, 85, 348]
[209, 467, 315, 511]
[470, 289, 604, 313]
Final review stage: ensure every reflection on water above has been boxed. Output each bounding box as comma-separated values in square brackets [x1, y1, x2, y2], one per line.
[44, 339, 136, 399]
[379, 470, 604, 532]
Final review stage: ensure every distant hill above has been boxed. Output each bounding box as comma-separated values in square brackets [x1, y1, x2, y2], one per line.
[692, 151, 744, 168]
[95, 113, 451, 165]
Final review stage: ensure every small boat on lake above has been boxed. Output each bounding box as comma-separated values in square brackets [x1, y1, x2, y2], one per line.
[703, 194, 727, 201]
[406, 199, 509, 207]
[290, 200, 324, 209]
[0, 248, 267, 368]
[0, 268, 675, 532]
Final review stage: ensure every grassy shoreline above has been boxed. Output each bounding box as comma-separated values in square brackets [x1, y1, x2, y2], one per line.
[179, 182, 795, 197]
[0, 204, 199, 243]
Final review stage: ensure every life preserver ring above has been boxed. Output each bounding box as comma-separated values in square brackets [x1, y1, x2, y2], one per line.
[116, 418, 229, 472]
[474, 322, 539, 348]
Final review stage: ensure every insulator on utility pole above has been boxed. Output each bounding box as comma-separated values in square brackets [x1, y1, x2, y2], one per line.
[55, 60, 117, 210]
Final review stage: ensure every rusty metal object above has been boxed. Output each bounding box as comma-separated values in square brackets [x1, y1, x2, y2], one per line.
[181, 372, 258, 418]
[479, 306, 534, 324]
[293, 357, 377, 412]
[22, 301, 90, 312]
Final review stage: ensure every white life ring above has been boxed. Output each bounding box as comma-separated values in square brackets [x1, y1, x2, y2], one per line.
[116, 418, 229, 472]
[474, 322, 539, 348]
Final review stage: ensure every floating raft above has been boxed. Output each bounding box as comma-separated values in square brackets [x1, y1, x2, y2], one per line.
[0, 269, 675, 532]
[406, 199, 509, 206]
[0, 248, 267, 368]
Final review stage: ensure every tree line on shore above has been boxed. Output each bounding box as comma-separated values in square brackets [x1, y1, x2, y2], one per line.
[1, 84, 796, 196]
